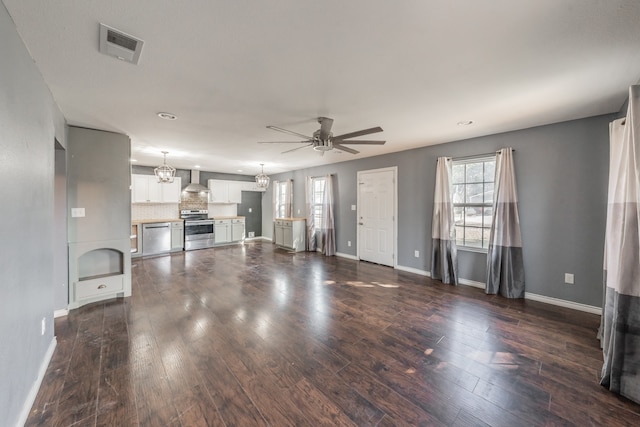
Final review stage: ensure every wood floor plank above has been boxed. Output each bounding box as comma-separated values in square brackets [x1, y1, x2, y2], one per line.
[25, 242, 640, 426]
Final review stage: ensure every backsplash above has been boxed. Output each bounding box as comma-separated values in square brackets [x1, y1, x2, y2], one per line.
[179, 192, 208, 211]
[131, 204, 179, 220]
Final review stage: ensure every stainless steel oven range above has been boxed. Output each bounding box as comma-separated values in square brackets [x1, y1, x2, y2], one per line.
[181, 209, 214, 250]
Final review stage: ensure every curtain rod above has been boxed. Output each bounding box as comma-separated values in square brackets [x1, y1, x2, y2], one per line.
[453, 149, 515, 161]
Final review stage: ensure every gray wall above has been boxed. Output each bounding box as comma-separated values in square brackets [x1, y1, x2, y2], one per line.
[263, 114, 614, 308]
[67, 127, 131, 243]
[54, 144, 68, 311]
[0, 4, 67, 425]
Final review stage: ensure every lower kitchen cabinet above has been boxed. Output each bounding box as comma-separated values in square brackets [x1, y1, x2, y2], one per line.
[231, 218, 245, 242]
[171, 221, 184, 251]
[214, 219, 231, 244]
[214, 218, 245, 245]
[274, 218, 306, 252]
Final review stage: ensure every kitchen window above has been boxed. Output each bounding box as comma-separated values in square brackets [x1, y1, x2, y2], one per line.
[273, 180, 293, 219]
[310, 177, 326, 226]
[452, 156, 496, 250]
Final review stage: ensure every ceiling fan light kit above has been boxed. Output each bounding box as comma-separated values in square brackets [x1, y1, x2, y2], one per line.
[259, 117, 385, 155]
[154, 151, 176, 183]
[255, 163, 270, 189]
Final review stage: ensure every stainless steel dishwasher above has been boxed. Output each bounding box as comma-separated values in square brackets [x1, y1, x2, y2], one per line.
[142, 222, 171, 255]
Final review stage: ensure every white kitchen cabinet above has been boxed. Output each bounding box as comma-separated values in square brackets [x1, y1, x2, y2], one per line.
[132, 174, 181, 203]
[227, 181, 242, 203]
[214, 219, 231, 244]
[208, 179, 242, 203]
[231, 218, 245, 242]
[171, 221, 184, 251]
[274, 218, 306, 252]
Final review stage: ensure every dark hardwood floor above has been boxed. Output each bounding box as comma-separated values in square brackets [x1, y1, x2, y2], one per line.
[27, 241, 640, 426]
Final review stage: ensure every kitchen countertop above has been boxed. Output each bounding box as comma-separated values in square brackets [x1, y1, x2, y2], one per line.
[210, 216, 245, 220]
[132, 219, 183, 225]
[275, 217, 306, 221]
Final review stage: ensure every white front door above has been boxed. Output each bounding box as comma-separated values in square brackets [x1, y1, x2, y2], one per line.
[357, 167, 396, 267]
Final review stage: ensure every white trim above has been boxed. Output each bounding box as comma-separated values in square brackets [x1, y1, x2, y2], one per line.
[356, 166, 398, 268]
[16, 337, 56, 427]
[335, 252, 358, 261]
[395, 265, 430, 277]
[458, 278, 485, 289]
[245, 236, 271, 242]
[54, 309, 68, 318]
[524, 292, 602, 315]
[456, 279, 602, 314]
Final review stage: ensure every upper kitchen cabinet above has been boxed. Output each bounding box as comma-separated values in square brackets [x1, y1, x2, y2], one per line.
[208, 179, 242, 204]
[132, 174, 181, 203]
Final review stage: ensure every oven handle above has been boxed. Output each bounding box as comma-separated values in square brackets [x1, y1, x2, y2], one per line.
[185, 221, 214, 226]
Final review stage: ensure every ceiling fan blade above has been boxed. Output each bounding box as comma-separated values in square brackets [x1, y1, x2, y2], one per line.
[282, 143, 313, 154]
[333, 144, 359, 154]
[266, 125, 313, 140]
[318, 117, 334, 141]
[258, 140, 310, 144]
[335, 140, 386, 145]
[333, 126, 383, 140]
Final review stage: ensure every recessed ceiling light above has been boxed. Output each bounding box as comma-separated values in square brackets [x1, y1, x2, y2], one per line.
[237, 169, 243, 172]
[457, 120, 473, 126]
[194, 165, 201, 169]
[157, 112, 177, 120]
[130, 158, 137, 162]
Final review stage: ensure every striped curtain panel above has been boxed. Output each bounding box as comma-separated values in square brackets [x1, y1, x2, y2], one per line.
[486, 148, 525, 298]
[430, 157, 458, 285]
[600, 85, 640, 403]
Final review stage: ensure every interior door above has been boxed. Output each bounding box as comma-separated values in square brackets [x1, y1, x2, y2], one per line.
[358, 168, 395, 266]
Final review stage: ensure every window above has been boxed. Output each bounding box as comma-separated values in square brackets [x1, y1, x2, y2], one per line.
[274, 180, 292, 218]
[310, 177, 326, 227]
[452, 156, 496, 250]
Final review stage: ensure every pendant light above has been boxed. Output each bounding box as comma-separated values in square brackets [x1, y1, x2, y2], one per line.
[255, 163, 270, 189]
[154, 151, 176, 183]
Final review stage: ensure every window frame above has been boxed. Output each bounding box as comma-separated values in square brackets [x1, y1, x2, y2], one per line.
[451, 155, 496, 252]
[275, 181, 289, 218]
[310, 177, 326, 228]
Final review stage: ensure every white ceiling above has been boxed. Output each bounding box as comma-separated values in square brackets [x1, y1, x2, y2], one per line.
[4, 1, 640, 174]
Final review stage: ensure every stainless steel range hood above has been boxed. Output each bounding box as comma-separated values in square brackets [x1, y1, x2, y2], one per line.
[183, 170, 210, 193]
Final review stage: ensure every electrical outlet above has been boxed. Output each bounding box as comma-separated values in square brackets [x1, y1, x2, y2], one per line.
[41, 317, 46, 335]
[414, 250, 420, 258]
[564, 273, 574, 284]
[297, 209, 300, 215]
[248, 208, 252, 213]
[351, 205, 356, 211]
[348, 241, 351, 247]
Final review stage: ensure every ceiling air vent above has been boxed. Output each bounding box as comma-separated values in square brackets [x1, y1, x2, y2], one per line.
[99, 23, 144, 64]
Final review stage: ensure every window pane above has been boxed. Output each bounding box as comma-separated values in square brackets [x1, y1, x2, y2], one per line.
[465, 162, 483, 183]
[483, 228, 492, 249]
[466, 183, 483, 203]
[464, 227, 483, 248]
[454, 207, 464, 225]
[484, 161, 496, 182]
[452, 164, 464, 184]
[455, 226, 464, 246]
[484, 182, 494, 204]
[453, 184, 465, 204]
[465, 207, 482, 227]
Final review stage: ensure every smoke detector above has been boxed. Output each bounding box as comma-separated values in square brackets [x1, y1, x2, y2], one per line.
[99, 23, 144, 64]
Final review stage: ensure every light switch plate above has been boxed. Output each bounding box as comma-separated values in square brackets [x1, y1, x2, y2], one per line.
[351, 205, 356, 211]
[71, 208, 85, 218]
[564, 273, 574, 284]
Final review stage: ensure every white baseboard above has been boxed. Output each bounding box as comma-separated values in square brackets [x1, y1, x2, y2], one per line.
[53, 309, 68, 318]
[17, 336, 56, 427]
[245, 236, 272, 242]
[335, 252, 358, 260]
[524, 292, 602, 315]
[458, 278, 485, 289]
[395, 265, 430, 277]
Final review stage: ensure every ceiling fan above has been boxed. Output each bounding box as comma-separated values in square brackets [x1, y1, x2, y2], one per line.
[258, 117, 385, 154]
